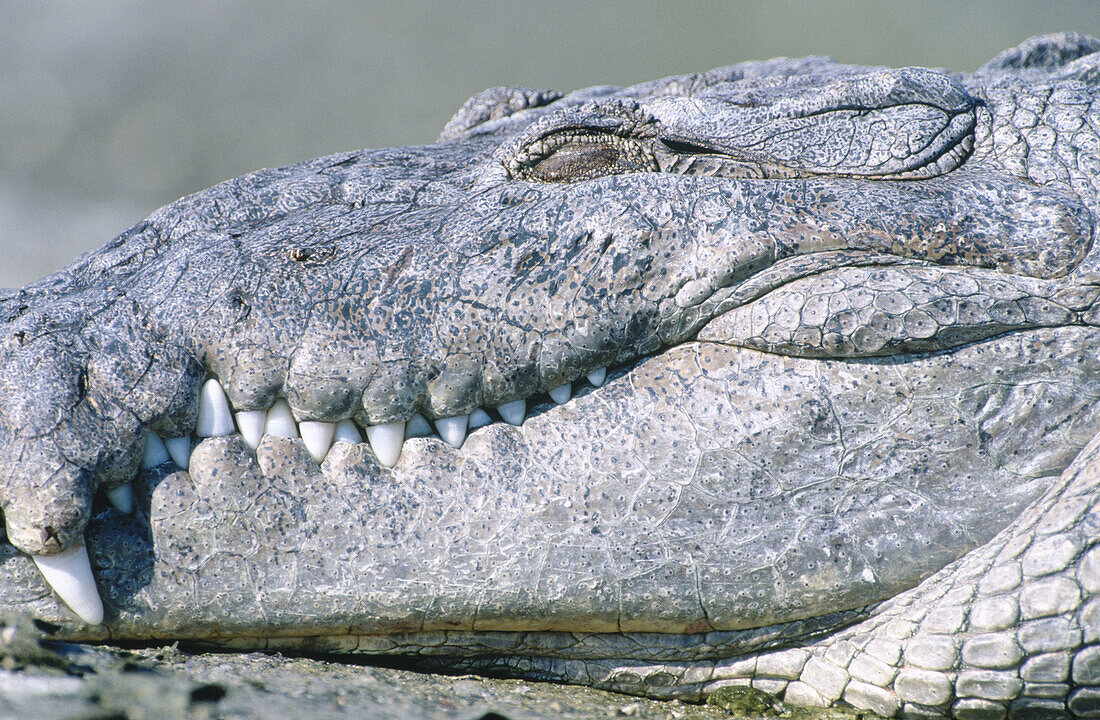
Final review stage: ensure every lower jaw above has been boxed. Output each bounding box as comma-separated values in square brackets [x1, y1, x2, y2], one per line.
[11, 329, 1099, 653]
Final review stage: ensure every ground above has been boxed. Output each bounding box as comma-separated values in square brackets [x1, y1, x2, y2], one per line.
[0, 615, 882, 720]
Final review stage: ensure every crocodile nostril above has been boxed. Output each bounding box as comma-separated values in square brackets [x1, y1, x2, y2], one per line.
[287, 245, 336, 264]
[42, 526, 60, 549]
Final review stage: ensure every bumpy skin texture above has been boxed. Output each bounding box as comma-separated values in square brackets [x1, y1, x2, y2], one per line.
[2, 32, 1100, 718]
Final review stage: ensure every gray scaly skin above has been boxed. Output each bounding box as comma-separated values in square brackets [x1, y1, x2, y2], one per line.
[2, 32, 1100, 718]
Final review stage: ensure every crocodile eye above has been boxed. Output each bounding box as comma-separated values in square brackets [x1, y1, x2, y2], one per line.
[517, 132, 658, 183]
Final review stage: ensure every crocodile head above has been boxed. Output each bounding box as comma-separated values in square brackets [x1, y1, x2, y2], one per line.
[2, 33, 1100, 716]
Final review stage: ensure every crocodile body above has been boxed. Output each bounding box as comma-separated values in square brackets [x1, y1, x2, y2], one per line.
[2, 33, 1100, 718]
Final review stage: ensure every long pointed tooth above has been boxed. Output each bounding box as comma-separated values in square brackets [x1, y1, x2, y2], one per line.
[235, 410, 267, 449]
[105, 483, 133, 514]
[195, 379, 235, 437]
[333, 419, 362, 444]
[468, 408, 492, 429]
[299, 421, 335, 463]
[496, 399, 525, 426]
[265, 399, 298, 439]
[435, 414, 468, 448]
[586, 367, 607, 387]
[549, 382, 571, 404]
[32, 544, 104, 625]
[164, 436, 191, 470]
[366, 421, 405, 467]
[142, 433, 170, 469]
[405, 413, 434, 438]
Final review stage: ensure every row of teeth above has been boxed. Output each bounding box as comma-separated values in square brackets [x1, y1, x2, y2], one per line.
[29, 366, 609, 626]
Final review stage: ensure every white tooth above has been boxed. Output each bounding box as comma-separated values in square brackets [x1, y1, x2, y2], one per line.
[469, 408, 492, 429]
[435, 414, 468, 448]
[405, 413, 434, 438]
[195, 379, 235, 437]
[333, 419, 362, 444]
[164, 437, 191, 470]
[586, 367, 607, 387]
[299, 421, 335, 463]
[549, 382, 571, 404]
[142, 433, 170, 469]
[32, 544, 104, 625]
[235, 410, 267, 449]
[265, 399, 299, 439]
[366, 421, 405, 467]
[496, 399, 526, 426]
[105, 483, 133, 514]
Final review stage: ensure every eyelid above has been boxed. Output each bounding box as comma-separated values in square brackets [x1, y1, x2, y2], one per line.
[518, 133, 659, 183]
[499, 101, 660, 180]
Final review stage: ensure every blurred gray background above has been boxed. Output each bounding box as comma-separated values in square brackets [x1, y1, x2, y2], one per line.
[2, 0, 1098, 287]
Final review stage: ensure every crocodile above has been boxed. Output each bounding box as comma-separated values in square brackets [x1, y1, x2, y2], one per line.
[2, 32, 1100, 718]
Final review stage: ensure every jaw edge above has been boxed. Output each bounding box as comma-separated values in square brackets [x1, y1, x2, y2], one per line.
[27, 367, 609, 625]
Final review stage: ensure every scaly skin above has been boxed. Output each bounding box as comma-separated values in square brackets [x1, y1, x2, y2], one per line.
[2, 32, 1100, 718]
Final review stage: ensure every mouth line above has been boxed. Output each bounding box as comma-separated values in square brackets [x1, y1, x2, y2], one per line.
[147, 360, 617, 486]
[145, 256, 929, 482]
[133, 245, 1081, 494]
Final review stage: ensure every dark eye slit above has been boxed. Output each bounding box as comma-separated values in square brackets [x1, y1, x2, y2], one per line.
[660, 138, 724, 155]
